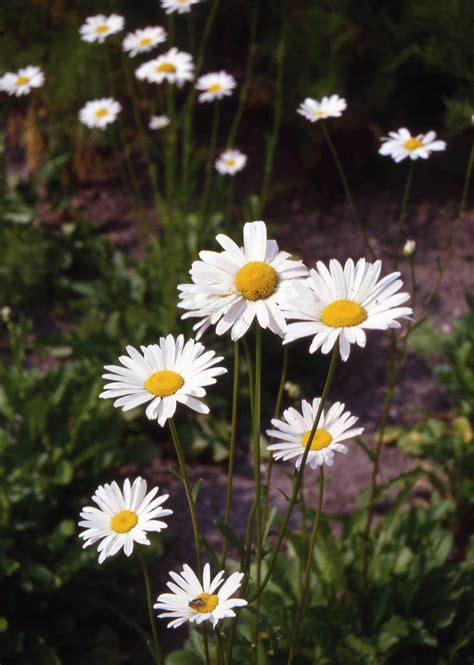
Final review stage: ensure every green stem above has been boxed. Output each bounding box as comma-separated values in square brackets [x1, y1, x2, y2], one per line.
[226, 2, 259, 148]
[221, 341, 240, 567]
[287, 467, 325, 664]
[252, 326, 263, 659]
[394, 160, 414, 269]
[181, 0, 220, 188]
[258, 0, 286, 216]
[263, 346, 289, 529]
[321, 122, 375, 261]
[425, 137, 474, 305]
[242, 336, 255, 424]
[137, 551, 164, 665]
[168, 418, 202, 575]
[249, 343, 338, 602]
[216, 626, 224, 665]
[199, 101, 221, 222]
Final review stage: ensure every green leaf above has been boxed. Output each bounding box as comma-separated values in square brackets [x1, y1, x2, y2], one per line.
[192, 479, 203, 503]
[214, 520, 246, 558]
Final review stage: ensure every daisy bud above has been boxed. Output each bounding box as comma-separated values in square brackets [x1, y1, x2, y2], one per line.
[403, 239, 416, 257]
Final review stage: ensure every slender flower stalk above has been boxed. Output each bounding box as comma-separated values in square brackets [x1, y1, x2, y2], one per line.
[262, 346, 288, 528]
[258, 11, 286, 216]
[320, 122, 376, 260]
[168, 418, 203, 575]
[225, 2, 259, 149]
[137, 551, 165, 665]
[287, 467, 325, 664]
[251, 325, 264, 657]
[181, 0, 221, 187]
[394, 161, 415, 269]
[249, 343, 339, 602]
[363, 136, 474, 577]
[425, 137, 474, 305]
[221, 341, 240, 566]
[199, 101, 221, 223]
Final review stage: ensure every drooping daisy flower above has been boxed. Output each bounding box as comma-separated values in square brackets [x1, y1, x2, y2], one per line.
[99, 335, 227, 427]
[80, 14, 125, 43]
[135, 48, 194, 87]
[78, 477, 172, 564]
[178, 221, 309, 341]
[160, 0, 201, 14]
[122, 26, 167, 58]
[149, 114, 170, 130]
[0, 66, 45, 96]
[282, 258, 412, 361]
[155, 563, 247, 629]
[297, 95, 347, 123]
[215, 149, 247, 175]
[79, 98, 122, 129]
[267, 398, 363, 470]
[379, 128, 446, 163]
[195, 71, 236, 103]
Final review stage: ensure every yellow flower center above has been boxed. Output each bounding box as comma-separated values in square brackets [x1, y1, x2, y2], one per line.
[188, 592, 219, 613]
[16, 75, 30, 86]
[313, 110, 327, 118]
[235, 261, 278, 301]
[321, 299, 367, 327]
[144, 370, 184, 397]
[225, 159, 236, 168]
[208, 83, 222, 93]
[403, 137, 423, 151]
[95, 25, 110, 33]
[139, 37, 152, 46]
[156, 62, 177, 73]
[95, 108, 108, 118]
[110, 510, 138, 533]
[301, 429, 333, 451]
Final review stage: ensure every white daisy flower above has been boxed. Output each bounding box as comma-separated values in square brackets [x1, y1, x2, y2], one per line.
[282, 258, 413, 361]
[99, 335, 227, 427]
[79, 14, 125, 44]
[0, 66, 45, 96]
[135, 48, 194, 87]
[149, 114, 170, 130]
[215, 149, 247, 175]
[267, 398, 364, 469]
[379, 128, 446, 163]
[160, 0, 201, 15]
[195, 71, 236, 103]
[79, 98, 122, 130]
[78, 477, 172, 564]
[178, 221, 309, 341]
[155, 563, 247, 629]
[122, 26, 167, 58]
[297, 94, 347, 123]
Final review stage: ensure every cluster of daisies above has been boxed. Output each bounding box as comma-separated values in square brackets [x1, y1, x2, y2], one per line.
[79, 219, 412, 630]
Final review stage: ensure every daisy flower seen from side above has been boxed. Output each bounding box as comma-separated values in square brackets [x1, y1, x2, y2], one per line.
[160, 0, 201, 14]
[267, 398, 363, 470]
[149, 115, 170, 130]
[122, 26, 167, 57]
[282, 258, 412, 361]
[297, 94, 347, 122]
[155, 563, 247, 628]
[379, 128, 446, 162]
[135, 48, 194, 87]
[78, 477, 172, 564]
[80, 14, 124, 43]
[178, 220, 309, 341]
[195, 71, 236, 103]
[0, 66, 45, 96]
[99, 335, 227, 427]
[215, 149, 247, 175]
[79, 98, 122, 129]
